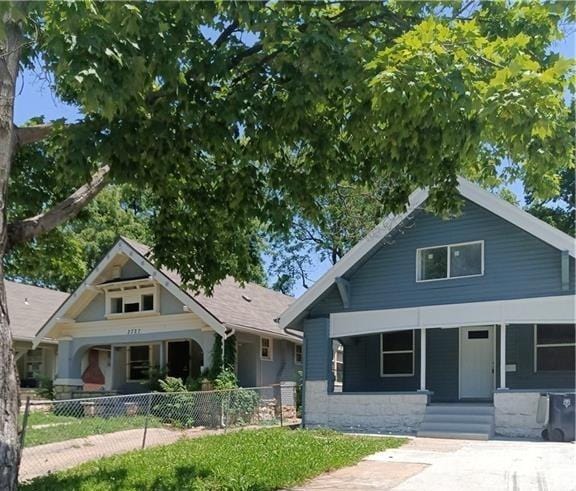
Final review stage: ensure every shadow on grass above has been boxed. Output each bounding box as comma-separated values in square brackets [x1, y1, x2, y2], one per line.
[22, 464, 275, 491]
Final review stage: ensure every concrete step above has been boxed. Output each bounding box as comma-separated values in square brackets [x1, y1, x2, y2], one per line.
[419, 421, 493, 433]
[425, 404, 494, 416]
[417, 430, 491, 441]
[422, 413, 494, 424]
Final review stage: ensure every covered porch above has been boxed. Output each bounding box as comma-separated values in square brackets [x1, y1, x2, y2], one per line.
[54, 329, 216, 398]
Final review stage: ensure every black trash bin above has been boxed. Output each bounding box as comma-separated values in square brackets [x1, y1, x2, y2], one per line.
[541, 393, 575, 442]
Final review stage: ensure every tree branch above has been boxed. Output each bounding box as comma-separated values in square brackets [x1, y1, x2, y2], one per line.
[6, 165, 111, 250]
[214, 21, 239, 48]
[15, 124, 53, 146]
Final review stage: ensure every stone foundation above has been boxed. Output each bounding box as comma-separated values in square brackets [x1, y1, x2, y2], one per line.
[304, 380, 429, 434]
[494, 390, 545, 439]
[54, 384, 84, 400]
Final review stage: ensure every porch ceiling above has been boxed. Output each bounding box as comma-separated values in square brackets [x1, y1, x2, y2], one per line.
[330, 295, 575, 338]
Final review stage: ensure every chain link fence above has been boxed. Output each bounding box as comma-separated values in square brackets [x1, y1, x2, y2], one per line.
[19, 383, 300, 482]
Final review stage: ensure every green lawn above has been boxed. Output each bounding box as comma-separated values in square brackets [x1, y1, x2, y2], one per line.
[22, 428, 405, 490]
[23, 412, 161, 447]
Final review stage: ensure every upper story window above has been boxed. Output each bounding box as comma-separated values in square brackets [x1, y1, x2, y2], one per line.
[105, 282, 159, 318]
[416, 241, 484, 282]
[535, 324, 575, 372]
[260, 337, 273, 361]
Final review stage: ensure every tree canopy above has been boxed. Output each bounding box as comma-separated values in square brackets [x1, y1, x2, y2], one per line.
[6, 0, 574, 293]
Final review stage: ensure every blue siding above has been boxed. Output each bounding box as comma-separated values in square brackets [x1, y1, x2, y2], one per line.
[501, 324, 575, 390]
[310, 199, 574, 317]
[341, 331, 421, 392]
[426, 328, 459, 401]
[303, 318, 330, 381]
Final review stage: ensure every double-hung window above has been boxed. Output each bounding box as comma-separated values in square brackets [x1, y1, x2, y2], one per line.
[127, 345, 151, 381]
[381, 330, 414, 377]
[294, 344, 303, 365]
[417, 241, 483, 282]
[260, 337, 273, 361]
[535, 324, 575, 372]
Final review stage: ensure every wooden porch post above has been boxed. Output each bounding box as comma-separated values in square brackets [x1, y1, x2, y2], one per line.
[499, 323, 507, 389]
[420, 328, 426, 391]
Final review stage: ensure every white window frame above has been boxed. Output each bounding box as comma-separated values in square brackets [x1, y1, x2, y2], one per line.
[294, 343, 303, 365]
[260, 337, 273, 361]
[416, 240, 484, 283]
[126, 344, 153, 382]
[105, 283, 159, 319]
[380, 330, 415, 377]
[333, 342, 344, 386]
[533, 324, 576, 373]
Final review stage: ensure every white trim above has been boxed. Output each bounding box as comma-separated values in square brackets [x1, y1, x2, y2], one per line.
[380, 330, 415, 377]
[533, 323, 576, 373]
[330, 295, 576, 338]
[260, 336, 273, 361]
[420, 328, 426, 391]
[500, 323, 507, 389]
[415, 240, 484, 282]
[34, 238, 226, 347]
[279, 178, 575, 329]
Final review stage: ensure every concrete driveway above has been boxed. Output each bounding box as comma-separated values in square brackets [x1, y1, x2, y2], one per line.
[294, 437, 576, 491]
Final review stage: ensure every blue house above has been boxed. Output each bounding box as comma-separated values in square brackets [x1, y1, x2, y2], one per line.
[280, 179, 575, 439]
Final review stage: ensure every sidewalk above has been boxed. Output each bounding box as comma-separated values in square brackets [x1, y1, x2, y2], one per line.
[293, 437, 576, 490]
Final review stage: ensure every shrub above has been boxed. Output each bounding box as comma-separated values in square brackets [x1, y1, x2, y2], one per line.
[35, 376, 55, 400]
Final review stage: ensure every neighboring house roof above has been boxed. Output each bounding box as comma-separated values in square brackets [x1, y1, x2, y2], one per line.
[279, 177, 576, 330]
[6, 281, 69, 343]
[123, 238, 295, 338]
[35, 237, 296, 344]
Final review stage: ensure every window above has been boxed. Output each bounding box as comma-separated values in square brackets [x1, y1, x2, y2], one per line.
[417, 241, 483, 281]
[142, 294, 154, 311]
[111, 297, 123, 314]
[381, 330, 414, 377]
[333, 341, 344, 384]
[294, 344, 303, 365]
[260, 337, 273, 360]
[535, 324, 575, 372]
[106, 284, 158, 317]
[127, 345, 150, 381]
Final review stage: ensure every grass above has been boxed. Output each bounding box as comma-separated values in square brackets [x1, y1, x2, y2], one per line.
[21, 428, 405, 490]
[23, 412, 161, 447]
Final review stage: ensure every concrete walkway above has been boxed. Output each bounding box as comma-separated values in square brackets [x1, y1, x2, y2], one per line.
[20, 426, 222, 482]
[294, 437, 576, 491]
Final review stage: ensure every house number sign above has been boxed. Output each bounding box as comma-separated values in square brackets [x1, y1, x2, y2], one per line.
[127, 328, 142, 335]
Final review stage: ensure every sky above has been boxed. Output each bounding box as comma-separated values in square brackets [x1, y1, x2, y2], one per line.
[14, 20, 575, 297]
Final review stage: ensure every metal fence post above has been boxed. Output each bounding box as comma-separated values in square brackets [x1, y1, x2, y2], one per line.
[20, 396, 31, 449]
[142, 393, 152, 449]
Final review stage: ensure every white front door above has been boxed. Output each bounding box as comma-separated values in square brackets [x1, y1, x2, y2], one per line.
[460, 326, 494, 399]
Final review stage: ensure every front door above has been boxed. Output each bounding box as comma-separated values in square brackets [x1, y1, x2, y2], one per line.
[459, 326, 494, 400]
[167, 341, 191, 380]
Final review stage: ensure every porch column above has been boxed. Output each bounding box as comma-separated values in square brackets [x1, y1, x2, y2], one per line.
[419, 328, 426, 391]
[499, 323, 507, 389]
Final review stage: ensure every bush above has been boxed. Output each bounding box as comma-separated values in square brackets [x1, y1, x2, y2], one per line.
[35, 376, 55, 400]
[153, 377, 196, 428]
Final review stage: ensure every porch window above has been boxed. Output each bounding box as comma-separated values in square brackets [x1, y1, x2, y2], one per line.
[294, 344, 303, 365]
[333, 341, 344, 384]
[260, 337, 273, 361]
[535, 324, 576, 372]
[381, 330, 414, 377]
[127, 345, 151, 381]
[417, 241, 483, 281]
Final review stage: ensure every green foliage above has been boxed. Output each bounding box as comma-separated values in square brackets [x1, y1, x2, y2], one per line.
[213, 367, 238, 391]
[6, 1, 571, 295]
[158, 376, 187, 393]
[34, 376, 55, 401]
[210, 334, 236, 378]
[21, 428, 406, 490]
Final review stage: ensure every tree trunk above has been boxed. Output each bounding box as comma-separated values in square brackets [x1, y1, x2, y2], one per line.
[0, 15, 23, 491]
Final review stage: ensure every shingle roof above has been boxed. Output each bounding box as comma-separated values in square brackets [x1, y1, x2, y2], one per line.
[122, 238, 296, 339]
[6, 281, 69, 342]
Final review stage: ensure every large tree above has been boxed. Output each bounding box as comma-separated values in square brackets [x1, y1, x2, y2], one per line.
[1, 1, 573, 486]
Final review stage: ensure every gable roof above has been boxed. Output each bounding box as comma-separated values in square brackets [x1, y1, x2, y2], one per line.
[7, 281, 69, 342]
[123, 238, 294, 337]
[279, 177, 575, 329]
[35, 237, 295, 344]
